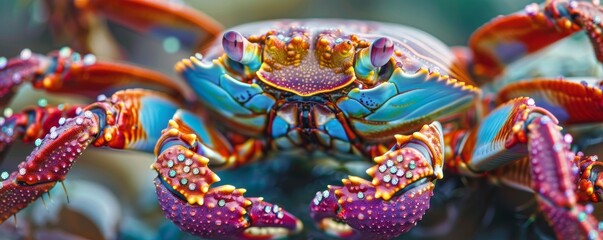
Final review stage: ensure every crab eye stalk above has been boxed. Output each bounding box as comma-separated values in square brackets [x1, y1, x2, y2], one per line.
[222, 31, 262, 71]
[354, 37, 394, 85]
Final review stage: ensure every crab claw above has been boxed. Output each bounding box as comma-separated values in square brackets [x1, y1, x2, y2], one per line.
[310, 122, 444, 239]
[154, 145, 302, 239]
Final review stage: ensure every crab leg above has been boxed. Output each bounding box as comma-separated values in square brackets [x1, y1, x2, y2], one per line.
[0, 89, 180, 223]
[309, 122, 444, 239]
[447, 98, 602, 239]
[0, 48, 193, 107]
[470, 0, 603, 81]
[496, 78, 603, 124]
[153, 110, 302, 239]
[44, 0, 222, 53]
[0, 103, 81, 163]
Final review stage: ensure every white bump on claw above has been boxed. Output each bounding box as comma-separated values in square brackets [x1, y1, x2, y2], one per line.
[20, 48, 32, 60]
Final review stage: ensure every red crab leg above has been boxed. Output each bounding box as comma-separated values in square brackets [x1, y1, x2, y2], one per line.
[0, 89, 181, 223]
[496, 78, 603, 124]
[574, 154, 603, 203]
[0, 48, 193, 107]
[153, 111, 303, 239]
[446, 98, 602, 239]
[309, 122, 444, 239]
[470, 0, 603, 81]
[0, 103, 81, 163]
[44, 0, 222, 53]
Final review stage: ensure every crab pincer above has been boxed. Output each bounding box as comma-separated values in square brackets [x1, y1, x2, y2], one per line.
[310, 122, 444, 239]
[154, 145, 302, 239]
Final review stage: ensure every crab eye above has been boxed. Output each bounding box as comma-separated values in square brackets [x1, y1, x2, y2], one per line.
[221, 31, 262, 71]
[354, 37, 394, 85]
[222, 31, 245, 62]
[370, 37, 394, 68]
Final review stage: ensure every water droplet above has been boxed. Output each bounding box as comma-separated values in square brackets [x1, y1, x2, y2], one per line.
[357, 191, 364, 199]
[0, 57, 6, 69]
[59, 47, 71, 58]
[1, 171, 8, 180]
[83, 54, 96, 66]
[218, 199, 226, 207]
[578, 212, 587, 222]
[383, 174, 391, 183]
[20, 48, 32, 60]
[3, 108, 13, 118]
[322, 190, 329, 198]
[168, 169, 176, 178]
[177, 154, 185, 162]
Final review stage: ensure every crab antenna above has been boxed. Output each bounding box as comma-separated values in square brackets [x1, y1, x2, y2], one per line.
[222, 31, 262, 71]
[354, 37, 394, 85]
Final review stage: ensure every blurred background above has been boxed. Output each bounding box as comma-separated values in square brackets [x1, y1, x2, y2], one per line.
[0, 0, 580, 239]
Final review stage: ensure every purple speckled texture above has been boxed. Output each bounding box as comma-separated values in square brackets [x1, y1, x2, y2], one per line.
[0, 114, 99, 222]
[154, 146, 302, 239]
[154, 178, 249, 239]
[528, 116, 602, 238]
[310, 179, 434, 239]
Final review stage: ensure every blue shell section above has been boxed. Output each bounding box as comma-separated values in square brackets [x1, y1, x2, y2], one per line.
[468, 102, 527, 172]
[173, 109, 219, 149]
[128, 96, 179, 151]
[179, 57, 275, 134]
[337, 68, 478, 138]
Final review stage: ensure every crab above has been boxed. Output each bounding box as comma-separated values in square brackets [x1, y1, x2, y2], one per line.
[1, 0, 603, 239]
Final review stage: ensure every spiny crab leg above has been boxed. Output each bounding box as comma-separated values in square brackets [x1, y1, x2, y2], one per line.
[470, 0, 603, 80]
[43, 0, 223, 53]
[310, 122, 444, 239]
[0, 89, 181, 223]
[153, 114, 302, 239]
[0, 48, 193, 107]
[0, 103, 81, 162]
[447, 98, 603, 239]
